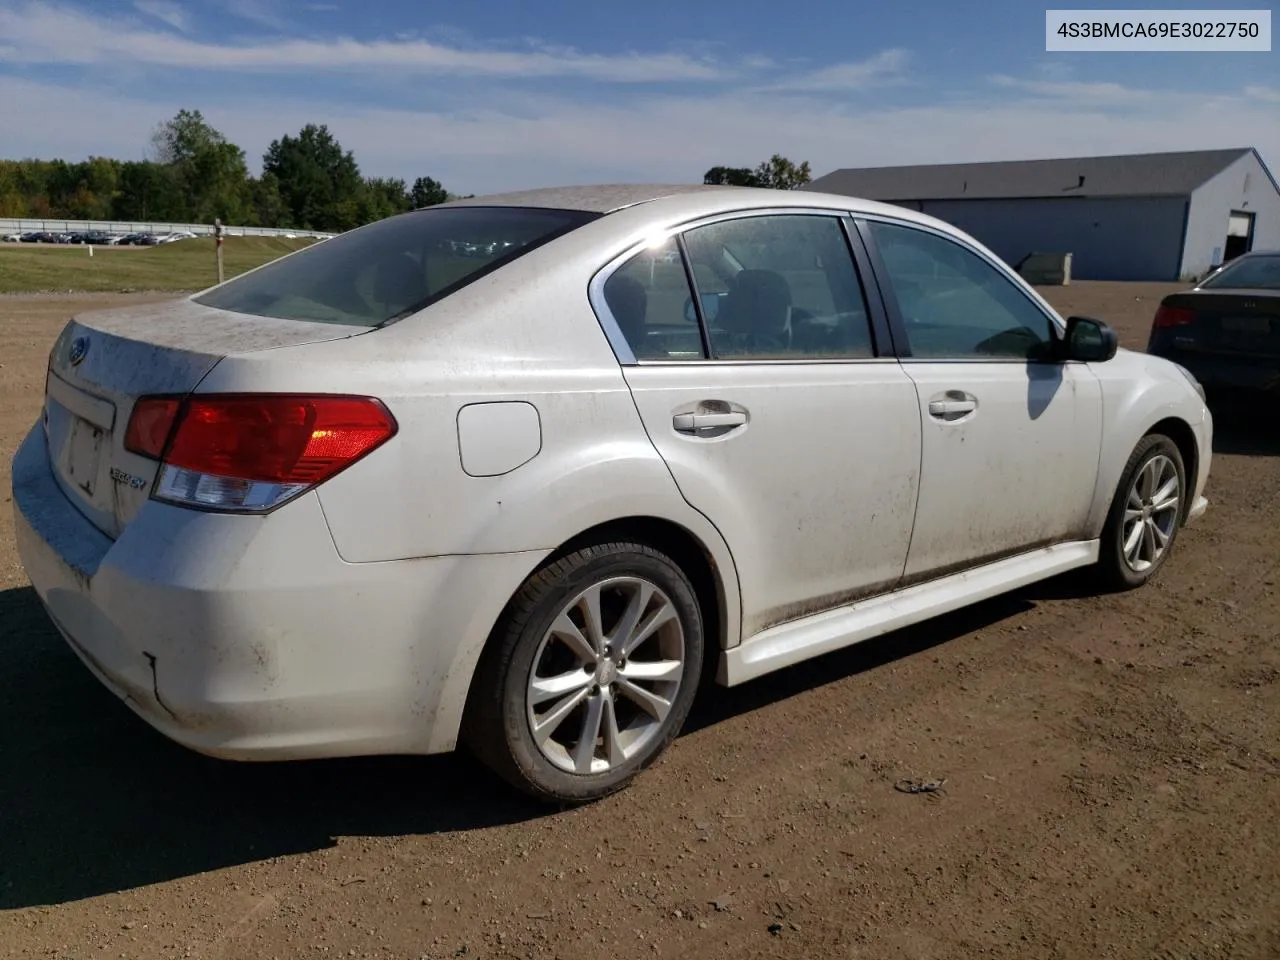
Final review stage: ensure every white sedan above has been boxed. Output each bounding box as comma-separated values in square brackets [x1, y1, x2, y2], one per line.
[11, 185, 1211, 802]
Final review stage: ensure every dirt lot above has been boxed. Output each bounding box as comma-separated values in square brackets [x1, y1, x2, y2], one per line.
[1, 284, 1277, 959]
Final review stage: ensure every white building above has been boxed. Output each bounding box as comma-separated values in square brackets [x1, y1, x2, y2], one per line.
[804, 148, 1280, 281]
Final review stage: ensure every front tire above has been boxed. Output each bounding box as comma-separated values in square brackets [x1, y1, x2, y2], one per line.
[464, 542, 704, 803]
[1097, 434, 1186, 591]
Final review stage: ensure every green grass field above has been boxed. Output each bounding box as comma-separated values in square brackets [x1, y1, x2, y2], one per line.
[0, 236, 316, 294]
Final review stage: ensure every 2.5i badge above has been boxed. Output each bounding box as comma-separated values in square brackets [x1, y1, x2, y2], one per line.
[110, 466, 148, 490]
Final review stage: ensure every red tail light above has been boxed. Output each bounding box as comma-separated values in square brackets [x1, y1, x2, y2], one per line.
[124, 394, 397, 512]
[124, 397, 181, 458]
[1153, 304, 1196, 329]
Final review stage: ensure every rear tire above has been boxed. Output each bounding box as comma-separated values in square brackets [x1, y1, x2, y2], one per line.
[463, 541, 704, 804]
[1096, 434, 1185, 591]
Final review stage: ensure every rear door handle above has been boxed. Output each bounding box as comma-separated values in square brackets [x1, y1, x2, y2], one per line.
[927, 399, 976, 418]
[926, 391, 978, 421]
[673, 411, 748, 434]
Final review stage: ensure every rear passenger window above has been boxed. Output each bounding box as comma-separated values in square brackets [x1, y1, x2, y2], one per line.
[681, 215, 875, 360]
[602, 238, 707, 360]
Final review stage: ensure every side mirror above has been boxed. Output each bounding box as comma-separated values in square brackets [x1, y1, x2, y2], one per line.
[1063, 315, 1118, 362]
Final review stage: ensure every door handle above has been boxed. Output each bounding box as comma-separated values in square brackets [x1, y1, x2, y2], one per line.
[927, 399, 976, 418]
[673, 411, 748, 434]
[926, 391, 978, 421]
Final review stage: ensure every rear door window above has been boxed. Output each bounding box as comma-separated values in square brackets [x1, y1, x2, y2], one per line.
[681, 214, 875, 360]
[602, 237, 706, 360]
[195, 206, 599, 326]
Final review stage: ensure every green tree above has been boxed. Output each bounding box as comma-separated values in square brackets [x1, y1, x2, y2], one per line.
[150, 109, 251, 221]
[753, 154, 812, 190]
[113, 161, 185, 221]
[410, 175, 448, 208]
[0, 161, 24, 217]
[703, 166, 762, 187]
[703, 155, 812, 190]
[359, 177, 412, 222]
[262, 124, 364, 231]
[248, 173, 288, 227]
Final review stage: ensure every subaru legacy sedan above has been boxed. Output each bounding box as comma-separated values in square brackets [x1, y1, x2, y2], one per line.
[12, 185, 1211, 802]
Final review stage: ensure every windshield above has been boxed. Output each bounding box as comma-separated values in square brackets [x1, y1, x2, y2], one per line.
[1200, 254, 1280, 291]
[195, 206, 599, 326]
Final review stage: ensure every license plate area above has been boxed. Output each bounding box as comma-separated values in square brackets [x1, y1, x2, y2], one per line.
[1221, 316, 1271, 335]
[66, 415, 105, 495]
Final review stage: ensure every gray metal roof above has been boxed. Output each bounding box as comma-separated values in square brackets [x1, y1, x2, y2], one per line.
[804, 148, 1255, 201]
[440, 183, 728, 213]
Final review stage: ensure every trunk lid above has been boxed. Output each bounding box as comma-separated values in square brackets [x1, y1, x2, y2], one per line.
[43, 296, 368, 539]
[1159, 290, 1280, 359]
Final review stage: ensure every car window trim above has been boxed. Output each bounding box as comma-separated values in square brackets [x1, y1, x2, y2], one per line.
[676, 232, 715, 360]
[840, 216, 897, 358]
[853, 213, 1069, 364]
[588, 206, 891, 367]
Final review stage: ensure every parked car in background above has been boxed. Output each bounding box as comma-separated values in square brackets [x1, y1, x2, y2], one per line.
[68, 231, 112, 245]
[12, 185, 1212, 803]
[2, 231, 21, 242]
[1147, 250, 1280, 402]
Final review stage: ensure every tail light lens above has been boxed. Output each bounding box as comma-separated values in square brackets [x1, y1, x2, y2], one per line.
[124, 394, 397, 512]
[1153, 305, 1196, 329]
[124, 397, 181, 458]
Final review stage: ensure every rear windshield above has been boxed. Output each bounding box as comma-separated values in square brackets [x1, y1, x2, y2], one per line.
[195, 206, 599, 326]
[1200, 254, 1280, 291]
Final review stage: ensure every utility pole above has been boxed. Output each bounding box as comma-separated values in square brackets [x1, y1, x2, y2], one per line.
[214, 218, 225, 284]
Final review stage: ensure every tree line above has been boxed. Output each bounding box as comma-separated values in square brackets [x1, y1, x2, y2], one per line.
[703, 155, 812, 190]
[0, 108, 814, 232]
[0, 109, 458, 232]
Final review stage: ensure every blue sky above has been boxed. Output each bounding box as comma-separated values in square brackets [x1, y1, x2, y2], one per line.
[0, 0, 1276, 193]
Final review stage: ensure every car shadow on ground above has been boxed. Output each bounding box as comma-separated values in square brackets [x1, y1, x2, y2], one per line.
[0, 581, 1040, 908]
[0, 584, 542, 909]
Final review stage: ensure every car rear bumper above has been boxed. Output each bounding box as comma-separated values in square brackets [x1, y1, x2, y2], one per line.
[1149, 345, 1280, 396]
[11, 423, 545, 761]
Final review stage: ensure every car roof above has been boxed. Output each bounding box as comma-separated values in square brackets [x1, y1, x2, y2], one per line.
[439, 182, 954, 231]
[439, 183, 722, 213]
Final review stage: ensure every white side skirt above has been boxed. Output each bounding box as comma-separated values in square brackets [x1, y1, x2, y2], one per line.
[719, 540, 1100, 686]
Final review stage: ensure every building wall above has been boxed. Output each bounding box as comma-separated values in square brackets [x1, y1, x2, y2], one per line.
[1182, 151, 1280, 280]
[894, 196, 1187, 281]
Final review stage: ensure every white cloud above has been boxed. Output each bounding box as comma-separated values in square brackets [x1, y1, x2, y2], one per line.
[988, 74, 1155, 105]
[765, 48, 909, 92]
[1, 75, 1275, 197]
[223, 0, 292, 32]
[133, 0, 188, 33]
[1244, 85, 1280, 102]
[0, 3, 728, 82]
[983, 74, 1157, 106]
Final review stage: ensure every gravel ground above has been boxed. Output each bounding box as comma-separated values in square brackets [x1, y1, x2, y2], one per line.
[1, 284, 1277, 960]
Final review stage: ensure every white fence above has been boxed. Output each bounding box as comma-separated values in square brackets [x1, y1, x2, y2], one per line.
[0, 217, 335, 239]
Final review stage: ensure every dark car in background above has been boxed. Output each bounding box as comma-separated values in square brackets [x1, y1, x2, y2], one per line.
[1147, 251, 1280, 402]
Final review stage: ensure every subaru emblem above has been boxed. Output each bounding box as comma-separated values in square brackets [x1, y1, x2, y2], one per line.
[68, 336, 89, 366]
